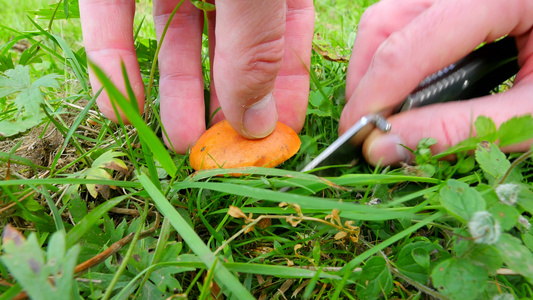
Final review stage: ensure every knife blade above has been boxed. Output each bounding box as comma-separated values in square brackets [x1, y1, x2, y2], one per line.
[301, 36, 519, 173]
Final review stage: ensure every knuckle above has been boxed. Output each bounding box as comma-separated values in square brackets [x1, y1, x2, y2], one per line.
[371, 31, 410, 72]
[358, 4, 379, 30]
[238, 36, 285, 87]
[357, 0, 391, 33]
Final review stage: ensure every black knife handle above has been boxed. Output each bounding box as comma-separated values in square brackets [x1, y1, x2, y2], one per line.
[397, 37, 519, 112]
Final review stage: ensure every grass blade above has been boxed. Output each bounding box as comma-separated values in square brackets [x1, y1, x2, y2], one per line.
[138, 173, 254, 299]
[50, 93, 97, 174]
[89, 61, 178, 177]
[174, 181, 430, 220]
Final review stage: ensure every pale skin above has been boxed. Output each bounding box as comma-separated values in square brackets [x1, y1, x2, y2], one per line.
[79, 0, 314, 153]
[81, 0, 533, 166]
[342, 0, 533, 165]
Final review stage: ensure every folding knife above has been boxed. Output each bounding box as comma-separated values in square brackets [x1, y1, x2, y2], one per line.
[301, 37, 519, 173]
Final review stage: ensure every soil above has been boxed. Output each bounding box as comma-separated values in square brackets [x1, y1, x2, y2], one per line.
[0, 100, 97, 179]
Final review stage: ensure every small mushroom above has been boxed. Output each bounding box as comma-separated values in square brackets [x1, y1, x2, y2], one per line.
[190, 120, 301, 174]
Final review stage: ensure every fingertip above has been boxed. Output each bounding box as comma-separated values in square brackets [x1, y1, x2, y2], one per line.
[240, 92, 278, 139]
[363, 131, 413, 166]
[163, 124, 205, 155]
[160, 96, 206, 155]
[91, 74, 145, 125]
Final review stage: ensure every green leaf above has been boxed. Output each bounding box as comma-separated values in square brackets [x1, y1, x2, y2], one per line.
[414, 138, 437, 165]
[0, 65, 59, 136]
[475, 142, 510, 184]
[0, 115, 42, 136]
[32, 73, 61, 89]
[30, 1, 80, 19]
[308, 90, 323, 108]
[489, 202, 519, 231]
[0, 229, 80, 300]
[356, 256, 393, 300]
[82, 150, 127, 198]
[306, 108, 331, 117]
[91, 150, 126, 169]
[431, 258, 488, 300]
[522, 230, 533, 252]
[312, 242, 321, 264]
[456, 155, 476, 173]
[396, 241, 445, 284]
[412, 248, 430, 269]
[468, 245, 502, 275]
[190, 0, 216, 11]
[474, 116, 497, 141]
[517, 187, 533, 215]
[65, 194, 129, 248]
[0, 65, 31, 95]
[493, 233, 533, 283]
[439, 180, 486, 222]
[498, 115, 533, 147]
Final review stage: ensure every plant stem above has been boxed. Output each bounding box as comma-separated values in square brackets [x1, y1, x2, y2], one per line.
[47, 0, 62, 31]
[499, 150, 533, 184]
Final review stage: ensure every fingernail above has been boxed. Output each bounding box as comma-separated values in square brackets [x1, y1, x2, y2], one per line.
[242, 92, 278, 139]
[366, 134, 411, 166]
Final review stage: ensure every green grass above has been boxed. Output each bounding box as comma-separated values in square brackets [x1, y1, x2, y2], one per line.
[1, 0, 533, 299]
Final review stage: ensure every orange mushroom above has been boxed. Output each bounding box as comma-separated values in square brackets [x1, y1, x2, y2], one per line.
[189, 120, 301, 174]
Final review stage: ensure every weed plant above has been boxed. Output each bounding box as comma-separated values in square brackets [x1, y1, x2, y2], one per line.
[1, 0, 533, 299]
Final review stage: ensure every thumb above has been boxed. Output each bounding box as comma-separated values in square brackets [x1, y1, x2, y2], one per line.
[362, 86, 533, 166]
[213, 1, 286, 138]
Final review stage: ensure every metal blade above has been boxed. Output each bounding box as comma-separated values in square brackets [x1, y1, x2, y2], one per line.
[300, 114, 391, 173]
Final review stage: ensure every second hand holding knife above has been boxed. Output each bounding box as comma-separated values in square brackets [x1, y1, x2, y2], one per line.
[301, 37, 520, 173]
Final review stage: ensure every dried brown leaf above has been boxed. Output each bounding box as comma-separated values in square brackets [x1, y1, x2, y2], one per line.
[94, 184, 111, 200]
[2, 224, 25, 246]
[344, 220, 359, 232]
[313, 34, 350, 63]
[102, 159, 128, 173]
[331, 209, 341, 226]
[292, 279, 310, 298]
[275, 279, 294, 299]
[286, 215, 302, 227]
[294, 244, 303, 256]
[334, 231, 348, 240]
[256, 274, 265, 284]
[228, 206, 248, 219]
[243, 225, 255, 234]
[256, 217, 271, 229]
[292, 203, 302, 217]
[286, 259, 294, 267]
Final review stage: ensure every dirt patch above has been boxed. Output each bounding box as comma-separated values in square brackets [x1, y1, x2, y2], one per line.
[0, 100, 97, 179]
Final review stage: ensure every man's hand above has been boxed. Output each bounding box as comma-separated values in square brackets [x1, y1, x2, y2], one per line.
[80, 0, 314, 153]
[341, 0, 533, 165]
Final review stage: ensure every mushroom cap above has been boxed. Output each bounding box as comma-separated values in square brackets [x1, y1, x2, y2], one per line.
[190, 120, 301, 173]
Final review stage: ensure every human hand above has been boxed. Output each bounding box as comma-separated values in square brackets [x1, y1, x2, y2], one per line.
[341, 0, 533, 166]
[79, 0, 314, 154]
